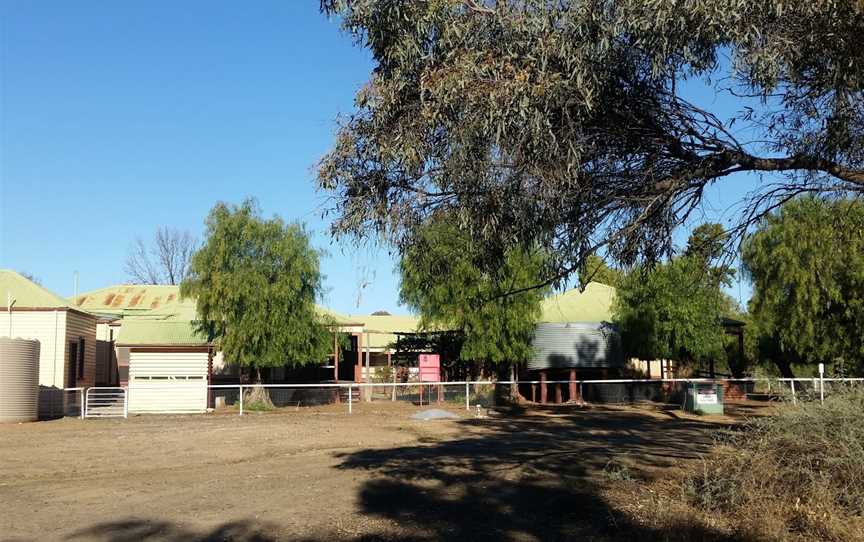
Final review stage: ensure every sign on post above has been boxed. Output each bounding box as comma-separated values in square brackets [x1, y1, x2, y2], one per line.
[418, 354, 441, 404]
[418, 354, 441, 382]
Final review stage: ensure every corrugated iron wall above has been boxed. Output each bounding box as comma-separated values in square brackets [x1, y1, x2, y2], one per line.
[528, 322, 623, 371]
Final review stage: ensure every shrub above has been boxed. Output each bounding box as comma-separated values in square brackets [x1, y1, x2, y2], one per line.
[684, 386, 864, 541]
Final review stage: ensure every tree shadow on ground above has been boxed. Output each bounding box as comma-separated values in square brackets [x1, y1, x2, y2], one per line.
[66, 518, 279, 542]
[66, 405, 764, 541]
[323, 405, 754, 541]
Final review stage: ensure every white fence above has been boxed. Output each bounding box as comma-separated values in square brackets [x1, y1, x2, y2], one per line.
[59, 377, 864, 419]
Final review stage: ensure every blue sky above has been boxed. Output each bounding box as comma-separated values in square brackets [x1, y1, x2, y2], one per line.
[1, 1, 755, 313]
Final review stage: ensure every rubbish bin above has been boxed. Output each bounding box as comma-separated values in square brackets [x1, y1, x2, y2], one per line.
[683, 382, 724, 415]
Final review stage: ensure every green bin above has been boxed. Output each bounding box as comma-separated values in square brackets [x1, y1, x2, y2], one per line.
[683, 383, 724, 415]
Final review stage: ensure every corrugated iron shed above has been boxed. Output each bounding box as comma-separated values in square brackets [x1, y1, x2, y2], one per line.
[539, 282, 615, 323]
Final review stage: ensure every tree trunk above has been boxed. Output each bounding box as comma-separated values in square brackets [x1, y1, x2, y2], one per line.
[774, 359, 795, 379]
[244, 366, 274, 408]
[510, 363, 520, 403]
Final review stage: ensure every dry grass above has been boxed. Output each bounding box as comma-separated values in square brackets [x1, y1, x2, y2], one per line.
[623, 387, 864, 541]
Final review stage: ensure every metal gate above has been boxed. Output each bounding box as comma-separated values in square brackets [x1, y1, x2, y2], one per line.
[84, 387, 128, 419]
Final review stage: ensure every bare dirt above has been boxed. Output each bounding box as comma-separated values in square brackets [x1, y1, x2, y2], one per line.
[0, 401, 770, 541]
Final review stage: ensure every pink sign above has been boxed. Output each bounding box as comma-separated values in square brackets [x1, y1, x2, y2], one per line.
[418, 354, 441, 382]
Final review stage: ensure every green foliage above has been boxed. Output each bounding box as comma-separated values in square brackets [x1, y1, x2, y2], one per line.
[319, 0, 864, 285]
[181, 200, 333, 371]
[577, 254, 625, 289]
[614, 223, 733, 364]
[684, 224, 727, 266]
[742, 197, 864, 374]
[398, 218, 547, 364]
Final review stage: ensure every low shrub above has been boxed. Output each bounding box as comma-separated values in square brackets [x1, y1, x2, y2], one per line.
[683, 387, 864, 541]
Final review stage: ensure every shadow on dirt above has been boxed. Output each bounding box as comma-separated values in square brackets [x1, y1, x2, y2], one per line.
[68, 406, 763, 541]
[66, 519, 278, 542]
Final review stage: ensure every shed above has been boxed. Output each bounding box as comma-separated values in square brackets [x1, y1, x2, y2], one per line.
[525, 282, 622, 404]
[116, 299, 211, 413]
[0, 270, 98, 416]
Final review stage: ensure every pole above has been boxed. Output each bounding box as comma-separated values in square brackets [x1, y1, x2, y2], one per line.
[7, 291, 13, 337]
[790, 379, 796, 405]
[239, 385, 244, 416]
[365, 332, 371, 402]
[818, 363, 825, 405]
[348, 384, 353, 414]
[465, 381, 470, 411]
[80, 388, 86, 419]
[123, 388, 128, 419]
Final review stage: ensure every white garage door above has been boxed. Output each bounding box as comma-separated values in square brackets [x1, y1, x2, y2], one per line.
[128, 351, 208, 413]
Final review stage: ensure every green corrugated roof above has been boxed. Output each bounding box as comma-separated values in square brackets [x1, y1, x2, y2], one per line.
[70, 284, 186, 316]
[1, 269, 73, 309]
[118, 318, 209, 346]
[349, 314, 421, 349]
[539, 282, 616, 323]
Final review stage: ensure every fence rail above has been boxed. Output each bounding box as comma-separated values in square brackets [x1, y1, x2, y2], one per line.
[60, 377, 863, 419]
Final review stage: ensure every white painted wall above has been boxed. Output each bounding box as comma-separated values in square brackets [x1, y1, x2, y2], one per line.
[128, 351, 208, 412]
[0, 310, 66, 388]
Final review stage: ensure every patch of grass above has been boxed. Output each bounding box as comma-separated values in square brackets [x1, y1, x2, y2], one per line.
[602, 457, 635, 482]
[243, 399, 275, 412]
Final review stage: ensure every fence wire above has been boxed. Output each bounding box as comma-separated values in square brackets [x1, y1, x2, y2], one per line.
[47, 377, 864, 419]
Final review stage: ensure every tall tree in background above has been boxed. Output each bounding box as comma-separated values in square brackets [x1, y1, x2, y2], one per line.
[614, 224, 733, 371]
[399, 218, 548, 394]
[742, 197, 864, 376]
[125, 227, 196, 285]
[181, 200, 333, 390]
[319, 1, 864, 289]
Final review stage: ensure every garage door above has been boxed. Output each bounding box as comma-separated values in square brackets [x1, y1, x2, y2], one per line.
[128, 351, 208, 413]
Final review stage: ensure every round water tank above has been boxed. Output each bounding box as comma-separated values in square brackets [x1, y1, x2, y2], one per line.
[0, 338, 41, 423]
[528, 322, 623, 371]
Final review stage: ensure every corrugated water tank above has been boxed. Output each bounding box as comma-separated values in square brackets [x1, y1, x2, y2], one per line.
[0, 337, 41, 422]
[528, 322, 623, 370]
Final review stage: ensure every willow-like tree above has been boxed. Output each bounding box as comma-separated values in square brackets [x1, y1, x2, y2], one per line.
[319, 0, 864, 287]
[614, 224, 733, 372]
[743, 197, 864, 377]
[399, 218, 547, 394]
[181, 200, 334, 389]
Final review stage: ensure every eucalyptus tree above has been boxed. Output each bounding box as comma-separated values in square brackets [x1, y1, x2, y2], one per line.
[743, 197, 864, 376]
[319, 0, 864, 288]
[181, 200, 334, 387]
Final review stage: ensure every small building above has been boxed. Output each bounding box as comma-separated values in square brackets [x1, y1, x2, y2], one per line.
[524, 282, 623, 403]
[0, 270, 97, 416]
[71, 284, 185, 386]
[116, 310, 212, 414]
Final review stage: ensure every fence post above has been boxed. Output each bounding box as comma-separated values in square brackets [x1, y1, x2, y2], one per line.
[790, 379, 797, 405]
[348, 384, 353, 414]
[123, 388, 128, 419]
[80, 388, 86, 419]
[239, 385, 244, 416]
[465, 382, 470, 411]
[818, 363, 825, 405]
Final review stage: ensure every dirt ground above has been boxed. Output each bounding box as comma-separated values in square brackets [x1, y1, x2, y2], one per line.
[0, 401, 771, 542]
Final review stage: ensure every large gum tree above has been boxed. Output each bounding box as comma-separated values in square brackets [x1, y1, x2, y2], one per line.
[318, 0, 864, 286]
